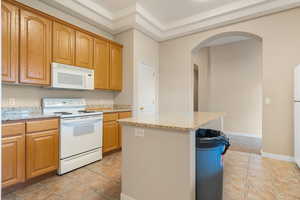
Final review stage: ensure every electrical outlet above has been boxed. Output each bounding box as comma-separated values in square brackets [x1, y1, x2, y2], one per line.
[135, 128, 145, 137]
[8, 98, 16, 106]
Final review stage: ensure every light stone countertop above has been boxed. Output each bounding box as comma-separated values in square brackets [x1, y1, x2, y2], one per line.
[118, 112, 225, 131]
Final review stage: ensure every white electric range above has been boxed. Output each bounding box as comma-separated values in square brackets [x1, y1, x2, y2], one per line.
[42, 98, 103, 175]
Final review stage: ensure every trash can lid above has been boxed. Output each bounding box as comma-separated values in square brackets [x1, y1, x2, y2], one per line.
[196, 129, 229, 149]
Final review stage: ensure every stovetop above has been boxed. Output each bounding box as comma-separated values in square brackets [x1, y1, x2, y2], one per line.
[42, 98, 103, 118]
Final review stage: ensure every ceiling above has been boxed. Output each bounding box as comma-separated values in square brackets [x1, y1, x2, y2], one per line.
[39, 0, 300, 41]
[90, 0, 137, 12]
[137, 0, 241, 23]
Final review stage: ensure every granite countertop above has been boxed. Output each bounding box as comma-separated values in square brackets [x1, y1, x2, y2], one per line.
[2, 106, 132, 122]
[118, 112, 225, 131]
[2, 111, 58, 123]
[86, 107, 132, 113]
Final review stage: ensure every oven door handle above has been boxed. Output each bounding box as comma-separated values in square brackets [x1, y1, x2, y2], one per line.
[62, 118, 102, 125]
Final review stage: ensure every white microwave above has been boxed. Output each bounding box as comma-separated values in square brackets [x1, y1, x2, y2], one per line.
[52, 62, 94, 90]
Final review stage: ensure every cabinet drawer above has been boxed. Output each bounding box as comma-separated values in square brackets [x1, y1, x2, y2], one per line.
[118, 112, 132, 119]
[2, 122, 25, 138]
[103, 113, 118, 122]
[26, 118, 59, 133]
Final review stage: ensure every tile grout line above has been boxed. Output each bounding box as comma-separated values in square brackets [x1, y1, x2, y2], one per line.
[244, 153, 252, 200]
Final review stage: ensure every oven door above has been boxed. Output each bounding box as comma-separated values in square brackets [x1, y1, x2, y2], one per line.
[60, 115, 103, 159]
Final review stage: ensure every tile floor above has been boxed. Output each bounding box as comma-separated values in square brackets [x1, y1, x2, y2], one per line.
[2, 150, 300, 200]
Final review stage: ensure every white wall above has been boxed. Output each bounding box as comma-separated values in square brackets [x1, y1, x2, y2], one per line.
[15, 0, 113, 39]
[159, 8, 300, 157]
[208, 39, 262, 136]
[2, 84, 114, 107]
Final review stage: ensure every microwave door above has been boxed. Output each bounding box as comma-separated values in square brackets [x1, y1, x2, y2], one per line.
[52, 69, 85, 90]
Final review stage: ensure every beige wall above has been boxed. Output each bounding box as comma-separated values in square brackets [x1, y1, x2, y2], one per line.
[208, 39, 262, 136]
[197, 48, 210, 112]
[114, 30, 134, 105]
[133, 30, 160, 114]
[159, 8, 300, 157]
[115, 30, 159, 114]
[2, 84, 114, 107]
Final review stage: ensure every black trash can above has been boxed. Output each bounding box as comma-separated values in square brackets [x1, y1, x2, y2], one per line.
[196, 129, 230, 200]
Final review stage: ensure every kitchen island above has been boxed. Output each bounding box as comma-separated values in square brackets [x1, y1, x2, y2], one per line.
[118, 112, 225, 200]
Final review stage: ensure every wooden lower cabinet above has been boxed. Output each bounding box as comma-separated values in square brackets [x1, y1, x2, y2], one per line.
[118, 112, 132, 149]
[26, 129, 58, 179]
[103, 112, 132, 153]
[103, 121, 119, 153]
[2, 122, 26, 188]
[2, 135, 25, 188]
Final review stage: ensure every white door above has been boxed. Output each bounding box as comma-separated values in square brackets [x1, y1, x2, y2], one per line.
[294, 64, 300, 101]
[295, 102, 300, 167]
[137, 63, 156, 115]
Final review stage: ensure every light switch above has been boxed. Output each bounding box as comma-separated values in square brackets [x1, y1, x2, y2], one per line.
[135, 128, 145, 137]
[265, 97, 271, 105]
[8, 98, 16, 106]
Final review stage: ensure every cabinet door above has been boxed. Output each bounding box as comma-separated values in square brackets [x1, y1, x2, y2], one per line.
[2, 135, 25, 188]
[110, 43, 123, 90]
[2, 2, 19, 83]
[20, 9, 52, 85]
[26, 130, 58, 179]
[103, 121, 119, 153]
[75, 31, 93, 69]
[118, 112, 132, 149]
[94, 38, 110, 89]
[53, 22, 75, 65]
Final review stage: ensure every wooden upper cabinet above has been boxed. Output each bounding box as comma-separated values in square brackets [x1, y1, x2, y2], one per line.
[75, 31, 93, 69]
[2, 2, 19, 83]
[110, 42, 123, 91]
[94, 38, 110, 89]
[53, 22, 75, 65]
[20, 9, 52, 85]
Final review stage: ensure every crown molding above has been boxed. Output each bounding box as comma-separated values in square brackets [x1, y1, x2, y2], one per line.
[38, 0, 300, 41]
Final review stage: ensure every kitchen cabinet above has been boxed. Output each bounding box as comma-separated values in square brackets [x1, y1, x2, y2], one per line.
[102, 112, 132, 153]
[110, 42, 123, 91]
[2, 122, 25, 188]
[103, 113, 119, 153]
[26, 119, 59, 179]
[103, 121, 119, 153]
[118, 112, 132, 149]
[1, 0, 124, 90]
[2, 1, 19, 83]
[53, 22, 75, 65]
[94, 38, 110, 89]
[75, 31, 93, 69]
[20, 9, 52, 85]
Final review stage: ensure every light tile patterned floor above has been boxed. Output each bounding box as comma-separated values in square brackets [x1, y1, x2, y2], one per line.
[2, 150, 300, 200]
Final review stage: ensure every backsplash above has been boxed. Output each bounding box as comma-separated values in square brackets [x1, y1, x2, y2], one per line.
[2, 84, 115, 107]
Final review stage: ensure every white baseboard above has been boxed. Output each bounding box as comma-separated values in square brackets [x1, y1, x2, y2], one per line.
[225, 131, 262, 138]
[121, 193, 136, 200]
[261, 151, 295, 162]
[295, 158, 300, 167]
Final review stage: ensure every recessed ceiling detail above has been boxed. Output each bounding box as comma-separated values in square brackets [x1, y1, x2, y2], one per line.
[39, 0, 300, 41]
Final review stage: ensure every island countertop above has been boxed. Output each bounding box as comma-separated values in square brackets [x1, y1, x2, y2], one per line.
[118, 112, 225, 131]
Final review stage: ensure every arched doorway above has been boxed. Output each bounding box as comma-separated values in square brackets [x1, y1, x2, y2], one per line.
[192, 31, 263, 154]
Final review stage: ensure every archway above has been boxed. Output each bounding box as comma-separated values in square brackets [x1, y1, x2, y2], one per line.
[191, 31, 263, 154]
